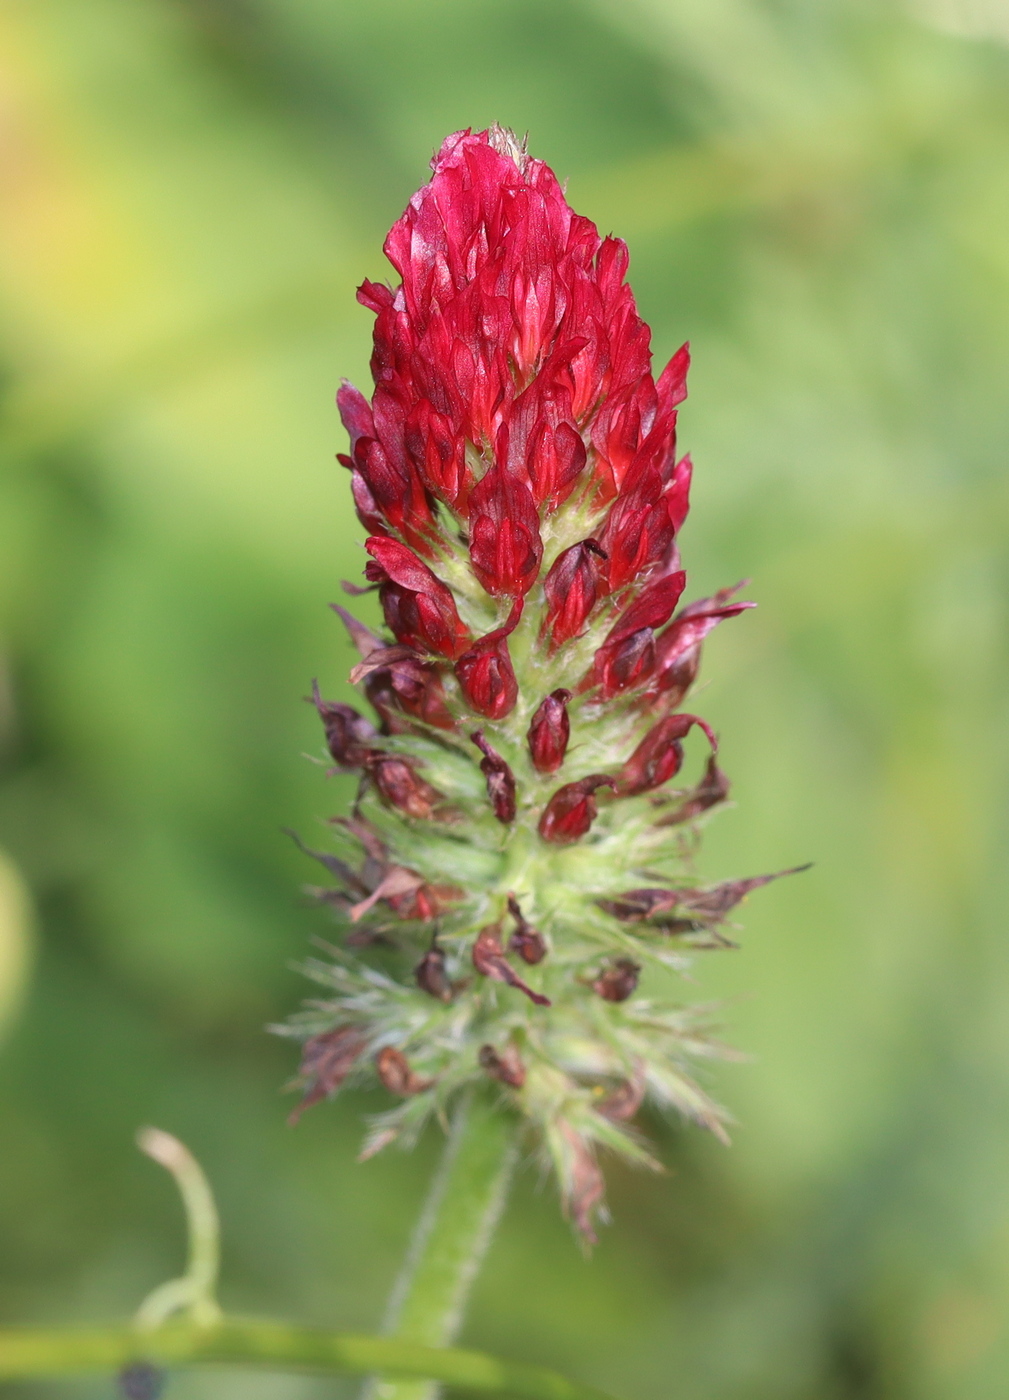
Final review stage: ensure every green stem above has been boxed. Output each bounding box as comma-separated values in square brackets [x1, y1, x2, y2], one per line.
[0, 1320, 616, 1399]
[367, 1089, 520, 1400]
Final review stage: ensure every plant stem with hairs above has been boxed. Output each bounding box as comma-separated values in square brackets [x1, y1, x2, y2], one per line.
[365, 1091, 518, 1400]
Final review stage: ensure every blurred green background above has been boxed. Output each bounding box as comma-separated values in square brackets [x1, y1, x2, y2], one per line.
[1, 0, 1008, 1396]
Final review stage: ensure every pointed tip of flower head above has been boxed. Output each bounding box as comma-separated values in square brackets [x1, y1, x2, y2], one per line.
[485, 123, 530, 169]
[432, 125, 532, 178]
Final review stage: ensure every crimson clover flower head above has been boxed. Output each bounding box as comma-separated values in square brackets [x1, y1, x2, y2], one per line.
[281, 126, 800, 1242]
[341, 125, 692, 588]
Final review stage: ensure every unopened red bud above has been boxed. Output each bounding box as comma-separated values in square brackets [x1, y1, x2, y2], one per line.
[472, 924, 551, 1006]
[375, 1045, 434, 1096]
[311, 682, 377, 768]
[507, 893, 547, 964]
[455, 600, 522, 720]
[527, 689, 572, 774]
[617, 713, 718, 796]
[415, 945, 452, 1001]
[538, 774, 616, 844]
[468, 465, 543, 597]
[364, 753, 443, 820]
[541, 540, 605, 650]
[365, 537, 469, 659]
[478, 1042, 526, 1088]
[470, 731, 517, 823]
[592, 958, 640, 1002]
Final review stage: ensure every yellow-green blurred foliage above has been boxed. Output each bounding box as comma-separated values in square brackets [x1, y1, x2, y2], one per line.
[1, 1, 1008, 1396]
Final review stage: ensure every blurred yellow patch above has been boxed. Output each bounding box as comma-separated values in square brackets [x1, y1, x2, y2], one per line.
[0, 848, 33, 1044]
[922, 1287, 1003, 1374]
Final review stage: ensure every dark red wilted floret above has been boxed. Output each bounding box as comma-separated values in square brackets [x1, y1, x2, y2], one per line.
[507, 893, 547, 964]
[472, 924, 551, 1006]
[340, 619, 457, 735]
[364, 752, 444, 820]
[654, 755, 732, 827]
[598, 865, 811, 930]
[368, 656, 456, 733]
[597, 1080, 646, 1124]
[592, 958, 640, 1002]
[415, 945, 453, 1000]
[471, 730, 518, 823]
[479, 1041, 526, 1088]
[311, 682, 377, 768]
[289, 1026, 367, 1123]
[375, 1046, 433, 1096]
[648, 583, 754, 705]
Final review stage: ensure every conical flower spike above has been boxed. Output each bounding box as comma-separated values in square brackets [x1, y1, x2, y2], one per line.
[282, 126, 802, 1242]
